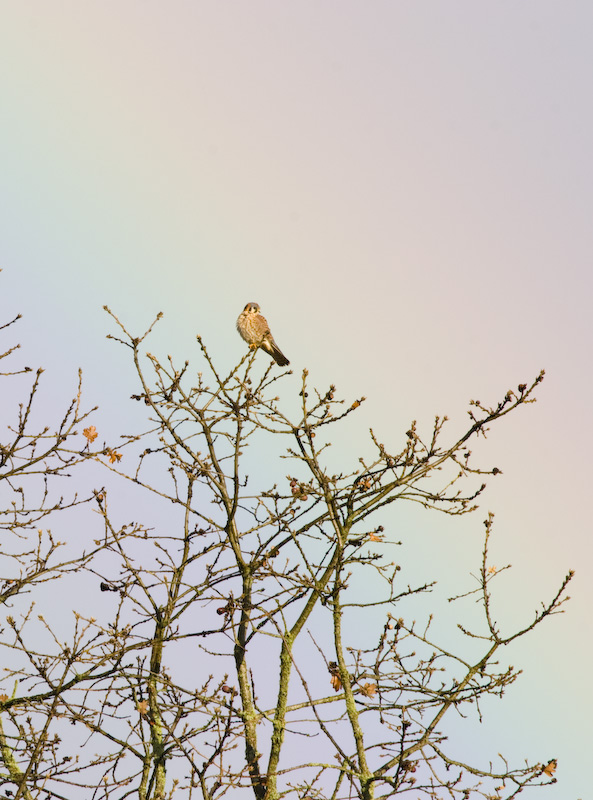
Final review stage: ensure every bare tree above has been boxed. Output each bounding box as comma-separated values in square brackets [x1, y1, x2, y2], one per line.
[0, 306, 570, 800]
[0, 309, 102, 798]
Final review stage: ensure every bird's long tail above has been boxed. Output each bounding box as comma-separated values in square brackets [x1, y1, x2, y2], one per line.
[265, 338, 290, 366]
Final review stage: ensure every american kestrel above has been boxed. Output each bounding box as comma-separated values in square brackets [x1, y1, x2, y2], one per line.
[236, 302, 290, 366]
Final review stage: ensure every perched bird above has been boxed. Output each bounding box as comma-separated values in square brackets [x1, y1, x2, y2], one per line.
[236, 302, 290, 366]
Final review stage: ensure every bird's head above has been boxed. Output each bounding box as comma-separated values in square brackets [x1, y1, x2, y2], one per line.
[243, 302, 260, 314]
